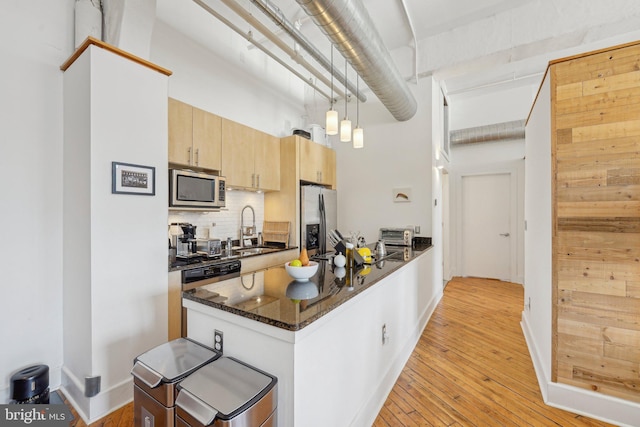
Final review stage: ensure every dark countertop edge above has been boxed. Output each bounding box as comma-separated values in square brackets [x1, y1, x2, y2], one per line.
[183, 244, 433, 332]
[169, 246, 298, 272]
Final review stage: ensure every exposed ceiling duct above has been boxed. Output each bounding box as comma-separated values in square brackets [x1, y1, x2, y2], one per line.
[295, 0, 418, 121]
[449, 119, 525, 146]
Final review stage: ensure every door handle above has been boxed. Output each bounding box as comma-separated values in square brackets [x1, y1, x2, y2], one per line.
[500, 233, 510, 237]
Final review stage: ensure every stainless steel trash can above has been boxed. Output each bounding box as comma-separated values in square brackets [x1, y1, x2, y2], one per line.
[175, 357, 277, 427]
[132, 338, 220, 427]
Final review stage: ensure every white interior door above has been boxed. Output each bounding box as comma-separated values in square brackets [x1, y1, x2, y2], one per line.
[461, 173, 511, 281]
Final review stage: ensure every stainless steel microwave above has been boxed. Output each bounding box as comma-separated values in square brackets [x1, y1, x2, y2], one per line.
[169, 169, 226, 209]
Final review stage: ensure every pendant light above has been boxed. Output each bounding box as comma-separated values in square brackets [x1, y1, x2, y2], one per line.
[352, 74, 364, 149]
[325, 46, 338, 135]
[340, 60, 352, 142]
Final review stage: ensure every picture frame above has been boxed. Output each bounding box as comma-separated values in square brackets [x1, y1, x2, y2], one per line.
[112, 162, 155, 196]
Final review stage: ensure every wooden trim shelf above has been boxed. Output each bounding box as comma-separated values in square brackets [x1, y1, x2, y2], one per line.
[60, 36, 173, 76]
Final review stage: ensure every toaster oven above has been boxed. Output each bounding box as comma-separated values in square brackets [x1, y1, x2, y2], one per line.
[379, 227, 414, 246]
[196, 239, 222, 257]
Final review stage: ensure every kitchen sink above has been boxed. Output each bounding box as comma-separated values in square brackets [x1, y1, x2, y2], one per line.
[232, 246, 281, 257]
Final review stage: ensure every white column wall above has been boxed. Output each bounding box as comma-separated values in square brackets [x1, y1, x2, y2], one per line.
[61, 46, 169, 422]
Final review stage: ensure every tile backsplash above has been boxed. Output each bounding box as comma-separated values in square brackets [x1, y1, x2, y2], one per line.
[169, 190, 265, 242]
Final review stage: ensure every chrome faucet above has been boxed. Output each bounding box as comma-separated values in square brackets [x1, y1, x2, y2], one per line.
[240, 205, 256, 248]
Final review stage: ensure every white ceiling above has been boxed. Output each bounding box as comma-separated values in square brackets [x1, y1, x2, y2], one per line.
[156, 0, 640, 108]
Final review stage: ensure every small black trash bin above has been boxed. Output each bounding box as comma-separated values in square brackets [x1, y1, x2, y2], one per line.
[11, 364, 49, 404]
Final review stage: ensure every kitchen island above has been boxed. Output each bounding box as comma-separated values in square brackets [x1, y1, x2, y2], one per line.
[183, 244, 439, 427]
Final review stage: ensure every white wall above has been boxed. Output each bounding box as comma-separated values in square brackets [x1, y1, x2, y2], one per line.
[449, 84, 538, 131]
[151, 20, 307, 137]
[318, 83, 433, 245]
[0, 0, 74, 403]
[522, 72, 553, 390]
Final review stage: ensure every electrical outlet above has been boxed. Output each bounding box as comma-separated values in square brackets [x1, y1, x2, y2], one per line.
[214, 329, 223, 353]
[415, 225, 420, 234]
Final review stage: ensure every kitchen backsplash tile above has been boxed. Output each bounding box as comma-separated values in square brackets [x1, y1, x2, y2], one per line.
[169, 190, 265, 242]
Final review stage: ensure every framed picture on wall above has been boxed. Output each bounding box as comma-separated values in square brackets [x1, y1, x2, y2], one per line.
[112, 162, 156, 196]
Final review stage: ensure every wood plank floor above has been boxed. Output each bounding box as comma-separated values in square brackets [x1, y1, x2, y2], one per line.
[62, 277, 615, 427]
[373, 277, 615, 427]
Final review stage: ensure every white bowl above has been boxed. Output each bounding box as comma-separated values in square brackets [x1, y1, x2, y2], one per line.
[285, 261, 319, 282]
[286, 280, 319, 300]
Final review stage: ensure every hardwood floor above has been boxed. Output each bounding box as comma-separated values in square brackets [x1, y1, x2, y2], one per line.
[60, 392, 133, 427]
[62, 277, 614, 427]
[373, 277, 615, 427]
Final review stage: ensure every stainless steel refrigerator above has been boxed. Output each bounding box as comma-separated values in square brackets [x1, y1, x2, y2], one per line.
[301, 185, 337, 257]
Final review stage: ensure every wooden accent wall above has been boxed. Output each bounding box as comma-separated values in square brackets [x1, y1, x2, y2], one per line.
[550, 42, 640, 403]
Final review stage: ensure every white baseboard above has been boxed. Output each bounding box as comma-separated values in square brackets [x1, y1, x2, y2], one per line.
[520, 313, 549, 402]
[521, 314, 640, 427]
[354, 289, 444, 427]
[61, 366, 133, 424]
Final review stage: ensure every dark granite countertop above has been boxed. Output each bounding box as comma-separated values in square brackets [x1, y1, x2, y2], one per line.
[169, 245, 297, 272]
[182, 243, 433, 331]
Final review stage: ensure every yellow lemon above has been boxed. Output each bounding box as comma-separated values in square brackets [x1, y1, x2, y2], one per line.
[290, 259, 302, 267]
[358, 247, 372, 263]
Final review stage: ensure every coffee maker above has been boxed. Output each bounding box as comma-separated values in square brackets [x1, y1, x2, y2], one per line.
[176, 223, 202, 264]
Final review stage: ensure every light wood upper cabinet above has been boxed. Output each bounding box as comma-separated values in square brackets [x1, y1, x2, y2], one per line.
[299, 137, 336, 188]
[168, 98, 193, 166]
[221, 118, 280, 192]
[168, 98, 222, 171]
[255, 133, 281, 191]
[192, 107, 222, 170]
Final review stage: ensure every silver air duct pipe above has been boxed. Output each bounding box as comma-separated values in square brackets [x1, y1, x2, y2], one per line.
[296, 0, 418, 121]
[251, 0, 366, 102]
[450, 120, 525, 145]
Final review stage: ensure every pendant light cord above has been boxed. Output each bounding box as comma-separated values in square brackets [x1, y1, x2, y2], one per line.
[330, 46, 334, 108]
[344, 60, 348, 118]
[356, 75, 359, 126]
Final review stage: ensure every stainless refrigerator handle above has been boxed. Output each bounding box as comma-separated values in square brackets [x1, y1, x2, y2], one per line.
[319, 193, 326, 254]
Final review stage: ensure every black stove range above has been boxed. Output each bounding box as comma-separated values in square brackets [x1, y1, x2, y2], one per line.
[181, 259, 242, 291]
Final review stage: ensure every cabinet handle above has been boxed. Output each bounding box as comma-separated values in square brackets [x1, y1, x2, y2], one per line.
[187, 147, 192, 165]
[257, 174, 260, 188]
[251, 174, 255, 188]
[195, 148, 199, 166]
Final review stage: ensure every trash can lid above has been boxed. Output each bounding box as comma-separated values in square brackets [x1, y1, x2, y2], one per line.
[134, 338, 218, 383]
[177, 357, 276, 422]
